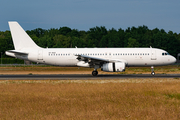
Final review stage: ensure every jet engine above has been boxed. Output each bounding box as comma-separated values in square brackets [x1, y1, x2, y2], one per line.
[101, 62, 125, 72]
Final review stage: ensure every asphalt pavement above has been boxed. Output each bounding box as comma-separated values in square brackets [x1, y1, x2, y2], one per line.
[0, 74, 180, 80]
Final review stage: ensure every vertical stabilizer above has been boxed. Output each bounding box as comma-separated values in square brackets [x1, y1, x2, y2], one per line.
[8, 21, 40, 50]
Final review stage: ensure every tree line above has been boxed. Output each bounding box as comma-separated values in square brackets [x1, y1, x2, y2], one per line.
[0, 25, 180, 63]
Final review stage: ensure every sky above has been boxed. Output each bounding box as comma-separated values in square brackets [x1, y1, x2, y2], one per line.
[0, 0, 180, 33]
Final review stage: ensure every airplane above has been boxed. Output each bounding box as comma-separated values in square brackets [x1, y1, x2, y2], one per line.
[5, 21, 176, 76]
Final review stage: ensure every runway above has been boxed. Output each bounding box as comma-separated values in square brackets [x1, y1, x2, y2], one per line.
[0, 74, 180, 80]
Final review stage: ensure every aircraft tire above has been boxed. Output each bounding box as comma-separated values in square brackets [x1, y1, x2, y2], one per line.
[151, 71, 155, 76]
[92, 71, 98, 76]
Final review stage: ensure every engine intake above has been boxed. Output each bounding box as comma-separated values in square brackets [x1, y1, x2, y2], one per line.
[101, 62, 125, 72]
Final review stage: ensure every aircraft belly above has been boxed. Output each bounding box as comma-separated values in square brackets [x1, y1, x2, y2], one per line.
[44, 57, 77, 66]
[57, 58, 77, 66]
[128, 57, 156, 66]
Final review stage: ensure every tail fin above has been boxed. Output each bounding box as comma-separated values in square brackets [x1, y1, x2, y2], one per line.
[8, 21, 40, 50]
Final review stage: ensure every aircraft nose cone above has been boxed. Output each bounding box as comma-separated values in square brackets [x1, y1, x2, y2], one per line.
[171, 56, 176, 64]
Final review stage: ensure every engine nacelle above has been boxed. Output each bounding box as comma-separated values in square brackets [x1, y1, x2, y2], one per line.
[101, 62, 125, 72]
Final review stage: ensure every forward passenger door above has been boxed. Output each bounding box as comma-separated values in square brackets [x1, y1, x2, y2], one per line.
[151, 49, 156, 60]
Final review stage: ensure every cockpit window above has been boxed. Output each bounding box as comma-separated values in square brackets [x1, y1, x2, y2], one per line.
[162, 52, 170, 56]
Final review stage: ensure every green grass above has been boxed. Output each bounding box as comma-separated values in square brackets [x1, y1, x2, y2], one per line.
[165, 93, 180, 100]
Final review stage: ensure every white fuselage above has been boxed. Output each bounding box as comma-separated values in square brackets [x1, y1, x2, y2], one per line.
[6, 22, 177, 76]
[7, 47, 176, 67]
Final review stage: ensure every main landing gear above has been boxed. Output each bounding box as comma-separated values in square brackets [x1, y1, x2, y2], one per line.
[92, 70, 98, 76]
[92, 65, 99, 76]
[151, 66, 155, 76]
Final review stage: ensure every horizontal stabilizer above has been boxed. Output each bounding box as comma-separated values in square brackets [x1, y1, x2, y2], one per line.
[6, 50, 28, 55]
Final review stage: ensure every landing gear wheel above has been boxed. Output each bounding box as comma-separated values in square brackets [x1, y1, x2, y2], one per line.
[151, 71, 155, 76]
[92, 71, 98, 76]
[151, 66, 155, 76]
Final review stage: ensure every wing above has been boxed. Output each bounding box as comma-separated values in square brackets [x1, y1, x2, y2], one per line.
[76, 55, 127, 67]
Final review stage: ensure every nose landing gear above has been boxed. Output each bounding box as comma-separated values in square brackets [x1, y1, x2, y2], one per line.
[151, 66, 155, 75]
